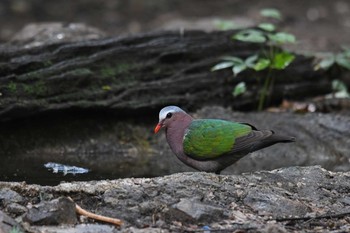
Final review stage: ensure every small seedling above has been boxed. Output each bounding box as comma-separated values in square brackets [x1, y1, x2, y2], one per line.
[212, 8, 296, 110]
[314, 47, 350, 71]
[326, 79, 350, 99]
[9, 226, 23, 233]
[233, 81, 246, 97]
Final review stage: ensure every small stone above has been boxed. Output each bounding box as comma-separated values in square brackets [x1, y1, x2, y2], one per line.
[155, 219, 166, 228]
[0, 210, 24, 233]
[6, 203, 27, 216]
[126, 227, 170, 233]
[229, 202, 238, 209]
[29, 224, 117, 233]
[230, 210, 248, 223]
[171, 198, 224, 222]
[0, 188, 24, 206]
[340, 197, 350, 205]
[23, 197, 77, 225]
[235, 190, 244, 197]
[262, 223, 288, 233]
[243, 189, 310, 217]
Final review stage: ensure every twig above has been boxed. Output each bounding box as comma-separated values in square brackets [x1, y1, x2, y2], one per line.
[68, 197, 123, 226]
[275, 211, 350, 222]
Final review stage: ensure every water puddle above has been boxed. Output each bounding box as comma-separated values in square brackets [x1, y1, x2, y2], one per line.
[0, 155, 118, 186]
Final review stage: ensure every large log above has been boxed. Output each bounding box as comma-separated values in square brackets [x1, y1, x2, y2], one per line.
[0, 30, 339, 120]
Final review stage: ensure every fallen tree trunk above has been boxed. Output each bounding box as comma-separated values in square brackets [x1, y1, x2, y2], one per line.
[0, 29, 342, 120]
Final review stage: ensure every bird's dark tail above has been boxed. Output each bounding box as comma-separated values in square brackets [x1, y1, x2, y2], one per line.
[250, 130, 295, 152]
[232, 130, 295, 154]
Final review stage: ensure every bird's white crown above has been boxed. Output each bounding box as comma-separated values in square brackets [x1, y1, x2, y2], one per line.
[159, 106, 185, 121]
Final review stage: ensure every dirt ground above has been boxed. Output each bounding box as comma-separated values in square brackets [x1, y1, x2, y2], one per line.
[0, 0, 350, 52]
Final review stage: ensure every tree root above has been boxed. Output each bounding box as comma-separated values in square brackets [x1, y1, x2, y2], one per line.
[68, 197, 123, 226]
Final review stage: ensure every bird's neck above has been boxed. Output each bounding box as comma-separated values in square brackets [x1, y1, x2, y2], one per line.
[166, 115, 192, 156]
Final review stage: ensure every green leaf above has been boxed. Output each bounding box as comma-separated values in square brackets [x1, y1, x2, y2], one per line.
[328, 79, 350, 99]
[271, 52, 295, 69]
[253, 58, 271, 71]
[342, 47, 350, 58]
[317, 58, 335, 70]
[258, 23, 276, 32]
[314, 54, 335, 70]
[268, 32, 296, 44]
[233, 29, 266, 43]
[233, 82, 247, 97]
[245, 55, 258, 68]
[232, 63, 247, 76]
[260, 8, 282, 20]
[244, 55, 270, 71]
[333, 91, 350, 98]
[332, 79, 348, 92]
[335, 54, 350, 70]
[211, 62, 234, 71]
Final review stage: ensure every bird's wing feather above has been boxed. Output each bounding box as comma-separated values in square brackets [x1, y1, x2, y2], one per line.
[230, 130, 273, 154]
[183, 119, 252, 159]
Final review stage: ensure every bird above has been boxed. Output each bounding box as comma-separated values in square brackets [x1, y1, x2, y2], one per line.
[154, 106, 295, 174]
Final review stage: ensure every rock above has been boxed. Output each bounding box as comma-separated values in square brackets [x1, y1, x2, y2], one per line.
[6, 203, 27, 216]
[2, 166, 350, 232]
[243, 188, 310, 217]
[0, 188, 24, 206]
[262, 223, 289, 233]
[29, 224, 118, 233]
[170, 198, 225, 222]
[23, 197, 77, 225]
[0, 210, 24, 233]
[123, 227, 169, 233]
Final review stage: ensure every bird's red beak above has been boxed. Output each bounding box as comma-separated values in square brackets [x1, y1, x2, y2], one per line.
[154, 123, 162, 134]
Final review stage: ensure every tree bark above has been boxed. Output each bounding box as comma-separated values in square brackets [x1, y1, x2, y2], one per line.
[0, 30, 341, 120]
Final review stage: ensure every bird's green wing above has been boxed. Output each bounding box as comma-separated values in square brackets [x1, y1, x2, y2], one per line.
[183, 119, 252, 159]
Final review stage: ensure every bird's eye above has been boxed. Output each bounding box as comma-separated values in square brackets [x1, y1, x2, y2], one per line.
[166, 112, 173, 118]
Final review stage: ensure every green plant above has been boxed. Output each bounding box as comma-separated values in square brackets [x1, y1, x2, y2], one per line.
[260, 8, 282, 20]
[314, 47, 350, 71]
[327, 79, 350, 98]
[233, 81, 246, 97]
[9, 226, 23, 233]
[313, 48, 350, 99]
[212, 8, 296, 110]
